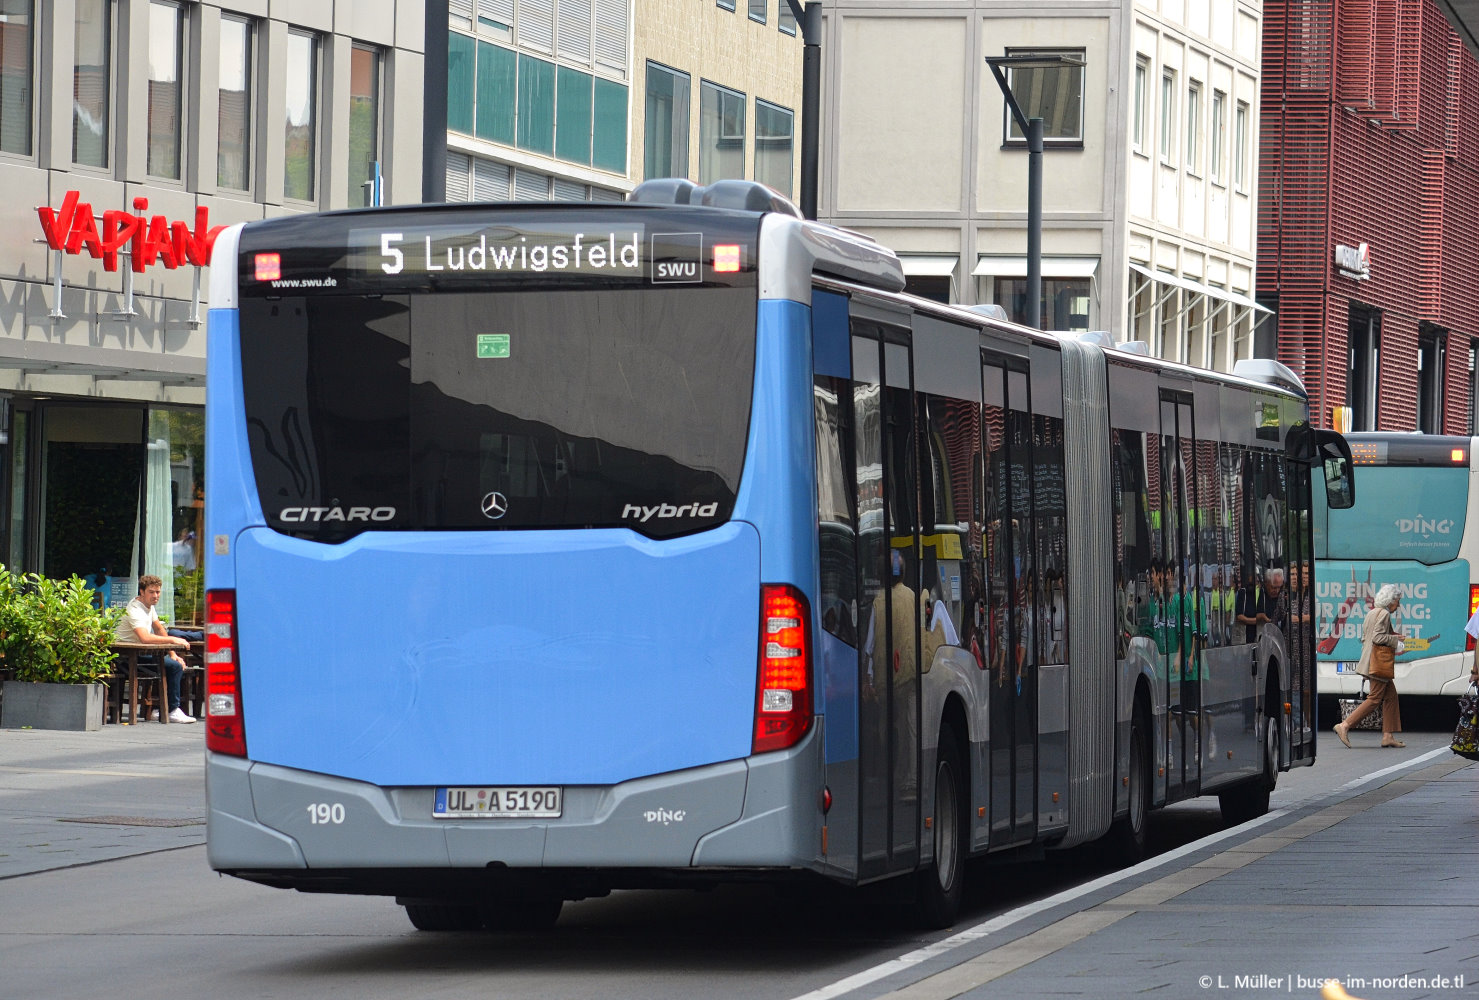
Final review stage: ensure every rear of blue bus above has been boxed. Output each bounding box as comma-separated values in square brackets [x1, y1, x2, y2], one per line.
[1315, 433, 1479, 699]
[202, 206, 825, 904]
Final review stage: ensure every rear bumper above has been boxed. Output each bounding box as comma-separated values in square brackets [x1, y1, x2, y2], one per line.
[1318, 651, 1474, 697]
[207, 725, 824, 894]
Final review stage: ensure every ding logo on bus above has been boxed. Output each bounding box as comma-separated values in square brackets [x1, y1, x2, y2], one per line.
[1395, 516, 1454, 538]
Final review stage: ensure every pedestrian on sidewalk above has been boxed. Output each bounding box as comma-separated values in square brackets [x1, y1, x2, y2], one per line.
[1334, 583, 1404, 749]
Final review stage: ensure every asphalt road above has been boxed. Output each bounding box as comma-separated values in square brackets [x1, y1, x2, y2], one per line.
[0, 723, 1458, 1000]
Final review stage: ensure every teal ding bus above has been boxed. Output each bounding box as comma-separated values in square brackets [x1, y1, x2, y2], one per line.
[1315, 433, 1478, 702]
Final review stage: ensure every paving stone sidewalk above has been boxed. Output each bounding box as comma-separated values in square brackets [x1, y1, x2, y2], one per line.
[0, 722, 205, 878]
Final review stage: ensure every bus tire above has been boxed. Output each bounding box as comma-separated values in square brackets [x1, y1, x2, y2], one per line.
[1220, 707, 1276, 826]
[1107, 705, 1150, 864]
[403, 901, 483, 931]
[914, 726, 967, 929]
[480, 897, 563, 932]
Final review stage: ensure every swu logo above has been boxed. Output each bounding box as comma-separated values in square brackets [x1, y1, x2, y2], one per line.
[622, 503, 719, 522]
[655, 261, 698, 280]
[1395, 516, 1454, 537]
[652, 232, 702, 283]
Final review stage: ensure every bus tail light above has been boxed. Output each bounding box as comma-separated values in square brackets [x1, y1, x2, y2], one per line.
[753, 584, 813, 754]
[205, 589, 247, 757]
[1469, 586, 1479, 652]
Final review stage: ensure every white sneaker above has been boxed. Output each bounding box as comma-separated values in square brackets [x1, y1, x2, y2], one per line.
[168, 708, 196, 724]
[149, 710, 160, 721]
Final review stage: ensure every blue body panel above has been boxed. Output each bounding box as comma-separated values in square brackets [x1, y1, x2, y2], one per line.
[204, 307, 263, 589]
[207, 296, 842, 787]
[235, 523, 761, 786]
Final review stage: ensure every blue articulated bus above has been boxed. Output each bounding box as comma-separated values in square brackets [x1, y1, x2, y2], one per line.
[202, 180, 1355, 931]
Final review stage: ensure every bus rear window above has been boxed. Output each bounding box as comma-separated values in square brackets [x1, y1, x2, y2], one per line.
[239, 286, 756, 540]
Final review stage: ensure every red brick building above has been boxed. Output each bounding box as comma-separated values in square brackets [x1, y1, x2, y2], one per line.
[1259, 0, 1479, 432]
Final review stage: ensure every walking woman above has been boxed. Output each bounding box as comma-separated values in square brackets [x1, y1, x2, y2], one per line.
[1334, 584, 1406, 749]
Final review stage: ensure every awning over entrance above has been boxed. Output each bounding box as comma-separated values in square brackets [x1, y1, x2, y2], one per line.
[972, 256, 1100, 278]
[897, 254, 960, 277]
[1127, 262, 1272, 315]
[0, 339, 204, 386]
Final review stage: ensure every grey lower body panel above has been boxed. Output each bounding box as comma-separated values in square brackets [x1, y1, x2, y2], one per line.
[208, 728, 825, 896]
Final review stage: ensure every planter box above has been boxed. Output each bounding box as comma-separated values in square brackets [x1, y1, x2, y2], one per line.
[1, 681, 105, 731]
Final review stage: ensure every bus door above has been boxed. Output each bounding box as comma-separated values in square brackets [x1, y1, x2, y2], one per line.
[1160, 393, 1201, 799]
[984, 358, 1037, 847]
[1284, 430, 1316, 763]
[854, 311, 921, 879]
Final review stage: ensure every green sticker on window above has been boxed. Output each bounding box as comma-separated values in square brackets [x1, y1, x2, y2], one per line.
[477, 334, 510, 359]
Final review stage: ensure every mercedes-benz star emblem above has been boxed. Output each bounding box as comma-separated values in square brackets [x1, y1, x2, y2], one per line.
[480, 491, 508, 520]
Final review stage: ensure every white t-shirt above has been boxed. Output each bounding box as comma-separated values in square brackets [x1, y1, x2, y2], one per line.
[115, 597, 159, 643]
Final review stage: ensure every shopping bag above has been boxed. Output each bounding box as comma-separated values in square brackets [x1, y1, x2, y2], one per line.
[1451, 685, 1479, 761]
[1339, 678, 1382, 731]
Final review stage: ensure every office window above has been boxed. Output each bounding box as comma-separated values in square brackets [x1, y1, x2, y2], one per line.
[997, 278, 1091, 331]
[699, 81, 744, 183]
[73, 0, 110, 167]
[147, 1, 182, 179]
[1234, 100, 1248, 188]
[0, 0, 31, 156]
[217, 16, 251, 190]
[1132, 56, 1148, 152]
[1210, 90, 1225, 183]
[1418, 327, 1445, 434]
[1004, 48, 1084, 143]
[1186, 81, 1200, 172]
[779, 0, 796, 34]
[348, 45, 380, 206]
[517, 54, 555, 155]
[1160, 70, 1175, 161]
[591, 78, 626, 172]
[448, 30, 474, 133]
[749, 0, 765, 22]
[476, 39, 516, 144]
[755, 99, 792, 196]
[644, 61, 689, 178]
[1469, 341, 1478, 435]
[556, 65, 592, 164]
[717, 0, 735, 10]
[284, 30, 317, 201]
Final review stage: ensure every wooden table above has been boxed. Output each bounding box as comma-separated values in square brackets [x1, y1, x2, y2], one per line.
[108, 640, 196, 724]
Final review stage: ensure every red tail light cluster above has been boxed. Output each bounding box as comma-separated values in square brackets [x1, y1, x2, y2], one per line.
[1468, 586, 1479, 653]
[205, 589, 247, 757]
[753, 584, 812, 754]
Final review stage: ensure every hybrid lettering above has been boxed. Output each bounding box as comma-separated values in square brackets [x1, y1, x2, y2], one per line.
[621, 503, 720, 522]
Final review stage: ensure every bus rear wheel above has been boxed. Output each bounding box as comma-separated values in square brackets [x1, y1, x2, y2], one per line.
[914, 726, 966, 929]
[480, 897, 563, 932]
[402, 901, 483, 931]
[1219, 710, 1276, 826]
[1107, 707, 1150, 864]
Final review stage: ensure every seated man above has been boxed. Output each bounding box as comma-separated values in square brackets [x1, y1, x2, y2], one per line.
[114, 574, 195, 724]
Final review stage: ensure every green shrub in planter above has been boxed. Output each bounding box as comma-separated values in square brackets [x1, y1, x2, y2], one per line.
[0, 568, 124, 685]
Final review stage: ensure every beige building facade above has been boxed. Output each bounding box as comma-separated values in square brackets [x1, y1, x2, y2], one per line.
[822, 0, 1263, 372]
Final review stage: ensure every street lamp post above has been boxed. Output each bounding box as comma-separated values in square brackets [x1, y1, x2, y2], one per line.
[985, 53, 1084, 331]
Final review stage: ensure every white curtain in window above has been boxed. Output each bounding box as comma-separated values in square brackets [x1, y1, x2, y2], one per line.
[146, 413, 173, 622]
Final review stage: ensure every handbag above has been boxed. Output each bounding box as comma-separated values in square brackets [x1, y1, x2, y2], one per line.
[1339, 678, 1383, 731]
[1368, 643, 1395, 680]
[1451, 684, 1479, 761]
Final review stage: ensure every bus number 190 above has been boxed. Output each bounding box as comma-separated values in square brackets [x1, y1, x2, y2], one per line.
[307, 802, 346, 825]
